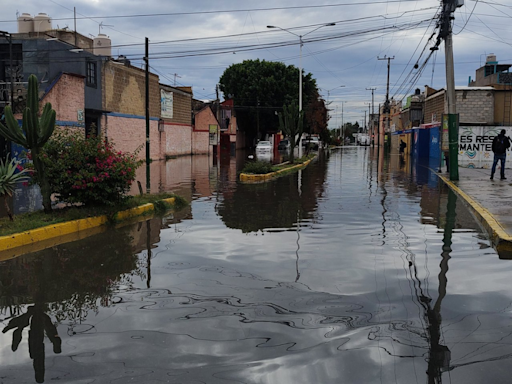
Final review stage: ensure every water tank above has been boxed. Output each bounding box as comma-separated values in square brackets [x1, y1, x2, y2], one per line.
[33, 13, 52, 33]
[486, 54, 497, 64]
[17, 13, 34, 33]
[93, 34, 112, 56]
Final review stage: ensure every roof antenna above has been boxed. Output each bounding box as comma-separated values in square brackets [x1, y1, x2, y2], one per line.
[98, 21, 114, 35]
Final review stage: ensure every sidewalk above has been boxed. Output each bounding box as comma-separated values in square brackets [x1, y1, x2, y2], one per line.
[438, 167, 512, 259]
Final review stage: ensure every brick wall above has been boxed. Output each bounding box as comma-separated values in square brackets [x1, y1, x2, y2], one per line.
[424, 92, 445, 124]
[160, 85, 192, 125]
[102, 115, 161, 160]
[41, 73, 84, 123]
[163, 123, 192, 156]
[194, 106, 218, 131]
[192, 131, 210, 155]
[103, 61, 160, 117]
[456, 89, 494, 124]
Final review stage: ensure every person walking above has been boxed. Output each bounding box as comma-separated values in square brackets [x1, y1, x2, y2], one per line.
[490, 129, 511, 180]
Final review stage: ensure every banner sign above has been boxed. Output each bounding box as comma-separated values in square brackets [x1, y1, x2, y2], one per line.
[161, 90, 173, 119]
[458, 126, 512, 168]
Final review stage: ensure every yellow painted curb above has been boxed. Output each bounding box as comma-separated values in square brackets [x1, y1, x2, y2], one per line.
[438, 173, 512, 257]
[240, 157, 315, 183]
[0, 197, 177, 258]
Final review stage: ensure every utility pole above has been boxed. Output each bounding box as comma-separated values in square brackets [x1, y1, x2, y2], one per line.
[378, 56, 394, 149]
[366, 87, 376, 146]
[144, 37, 150, 194]
[439, 0, 462, 180]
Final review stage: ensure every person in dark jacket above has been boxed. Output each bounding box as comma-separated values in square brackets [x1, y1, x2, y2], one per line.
[491, 129, 511, 180]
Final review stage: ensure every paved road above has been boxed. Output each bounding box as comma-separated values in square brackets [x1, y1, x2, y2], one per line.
[438, 167, 512, 258]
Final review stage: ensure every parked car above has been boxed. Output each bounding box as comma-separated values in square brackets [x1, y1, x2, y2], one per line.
[304, 136, 321, 151]
[277, 139, 291, 151]
[256, 140, 272, 153]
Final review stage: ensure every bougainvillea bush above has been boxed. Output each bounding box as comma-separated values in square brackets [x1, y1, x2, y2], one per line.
[25, 130, 142, 206]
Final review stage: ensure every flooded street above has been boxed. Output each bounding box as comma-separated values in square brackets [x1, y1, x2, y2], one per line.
[2, 148, 512, 383]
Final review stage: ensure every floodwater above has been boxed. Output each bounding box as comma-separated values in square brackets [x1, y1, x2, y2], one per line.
[1, 148, 512, 383]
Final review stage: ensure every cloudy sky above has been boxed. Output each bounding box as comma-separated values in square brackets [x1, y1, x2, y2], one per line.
[1, 0, 510, 129]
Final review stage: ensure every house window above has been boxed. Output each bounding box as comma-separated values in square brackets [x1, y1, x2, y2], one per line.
[86, 61, 97, 87]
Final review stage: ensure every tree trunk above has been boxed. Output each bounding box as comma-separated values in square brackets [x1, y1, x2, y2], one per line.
[3, 195, 14, 221]
[32, 148, 52, 213]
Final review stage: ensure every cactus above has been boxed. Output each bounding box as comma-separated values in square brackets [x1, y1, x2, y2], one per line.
[0, 74, 56, 213]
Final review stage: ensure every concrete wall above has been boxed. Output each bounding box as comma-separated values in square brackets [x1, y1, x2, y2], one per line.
[456, 88, 494, 124]
[425, 88, 495, 125]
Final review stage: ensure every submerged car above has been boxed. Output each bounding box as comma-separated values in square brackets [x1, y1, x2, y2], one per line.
[256, 140, 272, 152]
[277, 139, 291, 151]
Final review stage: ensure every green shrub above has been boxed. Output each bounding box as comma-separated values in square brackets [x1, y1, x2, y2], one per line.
[25, 130, 142, 206]
[242, 161, 274, 174]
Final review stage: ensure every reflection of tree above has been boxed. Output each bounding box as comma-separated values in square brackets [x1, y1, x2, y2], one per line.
[0, 228, 140, 322]
[217, 155, 327, 232]
[2, 304, 62, 383]
[0, 228, 142, 382]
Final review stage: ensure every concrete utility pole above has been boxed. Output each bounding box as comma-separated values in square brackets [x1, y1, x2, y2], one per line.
[144, 37, 150, 194]
[439, 0, 462, 181]
[366, 87, 376, 145]
[378, 56, 394, 149]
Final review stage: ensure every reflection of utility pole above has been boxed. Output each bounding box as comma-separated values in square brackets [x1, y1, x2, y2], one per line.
[378, 56, 394, 148]
[424, 188, 456, 382]
[146, 220, 152, 289]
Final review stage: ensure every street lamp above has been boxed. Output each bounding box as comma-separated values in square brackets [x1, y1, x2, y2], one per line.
[267, 22, 335, 157]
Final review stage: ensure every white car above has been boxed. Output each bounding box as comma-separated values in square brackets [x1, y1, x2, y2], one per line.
[256, 141, 272, 152]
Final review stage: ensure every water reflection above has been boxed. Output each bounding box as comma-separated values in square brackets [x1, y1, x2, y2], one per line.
[2, 149, 512, 383]
[217, 152, 327, 233]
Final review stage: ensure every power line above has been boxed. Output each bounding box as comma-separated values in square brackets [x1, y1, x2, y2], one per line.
[0, 1, 434, 23]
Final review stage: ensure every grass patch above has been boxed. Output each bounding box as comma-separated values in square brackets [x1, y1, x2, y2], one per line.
[0, 193, 188, 237]
[241, 154, 315, 175]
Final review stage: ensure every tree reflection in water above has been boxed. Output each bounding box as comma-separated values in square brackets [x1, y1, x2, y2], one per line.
[0, 227, 142, 382]
[217, 153, 328, 233]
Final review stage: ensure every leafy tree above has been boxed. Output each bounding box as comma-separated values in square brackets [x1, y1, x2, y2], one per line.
[342, 122, 360, 141]
[219, 59, 317, 141]
[278, 101, 304, 163]
[0, 74, 56, 213]
[304, 89, 329, 143]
